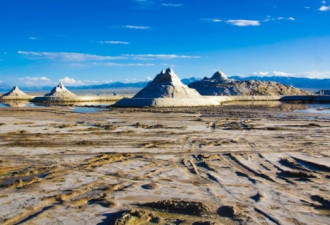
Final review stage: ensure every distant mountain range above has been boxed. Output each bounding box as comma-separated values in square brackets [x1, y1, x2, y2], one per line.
[0, 76, 329, 92]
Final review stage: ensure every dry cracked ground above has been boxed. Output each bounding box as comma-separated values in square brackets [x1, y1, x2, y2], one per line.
[0, 103, 329, 225]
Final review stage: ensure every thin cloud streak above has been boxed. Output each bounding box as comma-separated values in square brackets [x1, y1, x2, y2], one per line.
[18, 51, 126, 61]
[99, 41, 130, 45]
[123, 25, 151, 29]
[18, 51, 199, 62]
[201, 18, 222, 22]
[161, 3, 183, 7]
[203, 16, 295, 26]
[123, 54, 201, 60]
[97, 62, 155, 67]
[132, 0, 183, 9]
[227, 20, 260, 26]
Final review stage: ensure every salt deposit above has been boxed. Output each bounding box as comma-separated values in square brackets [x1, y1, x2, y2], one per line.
[114, 68, 221, 107]
[0, 86, 34, 100]
[32, 82, 80, 102]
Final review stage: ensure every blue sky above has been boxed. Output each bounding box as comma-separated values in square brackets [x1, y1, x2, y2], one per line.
[0, 0, 330, 86]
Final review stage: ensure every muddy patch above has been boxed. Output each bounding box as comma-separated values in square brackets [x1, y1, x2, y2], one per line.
[139, 199, 210, 216]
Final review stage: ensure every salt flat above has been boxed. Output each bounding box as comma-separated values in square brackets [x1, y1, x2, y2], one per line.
[0, 104, 329, 225]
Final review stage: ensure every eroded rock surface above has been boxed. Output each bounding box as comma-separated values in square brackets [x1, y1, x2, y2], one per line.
[189, 71, 310, 96]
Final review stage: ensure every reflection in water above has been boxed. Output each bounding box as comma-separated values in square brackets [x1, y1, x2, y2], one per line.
[32, 101, 115, 107]
[294, 104, 330, 114]
[0, 100, 35, 107]
[0, 100, 114, 108]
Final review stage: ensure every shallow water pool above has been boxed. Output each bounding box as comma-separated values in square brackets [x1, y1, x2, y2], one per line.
[294, 104, 330, 114]
[72, 107, 107, 113]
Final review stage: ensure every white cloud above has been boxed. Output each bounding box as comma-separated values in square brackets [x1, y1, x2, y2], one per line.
[20, 76, 114, 87]
[253, 71, 270, 76]
[202, 18, 260, 26]
[59, 77, 117, 86]
[19, 76, 52, 86]
[59, 77, 84, 86]
[123, 54, 200, 60]
[227, 20, 260, 26]
[249, 71, 330, 79]
[274, 16, 295, 21]
[99, 40, 130, 45]
[298, 71, 330, 79]
[161, 3, 183, 7]
[204, 16, 295, 26]
[319, 5, 330, 11]
[273, 71, 294, 76]
[264, 16, 296, 22]
[322, 1, 326, 4]
[123, 25, 150, 29]
[18, 51, 125, 61]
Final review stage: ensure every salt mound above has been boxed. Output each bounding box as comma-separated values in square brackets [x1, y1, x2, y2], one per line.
[134, 68, 201, 98]
[114, 68, 221, 107]
[189, 71, 310, 96]
[45, 82, 77, 98]
[32, 82, 79, 102]
[1, 86, 33, 100]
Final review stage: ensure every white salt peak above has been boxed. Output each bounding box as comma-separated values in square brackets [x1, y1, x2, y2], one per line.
[45, 82, 77, 98]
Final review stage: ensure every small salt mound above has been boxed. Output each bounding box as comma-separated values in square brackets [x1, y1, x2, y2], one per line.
[32, 82, 79, 102]
[1, 86, 33, 100]
[45, 82, 77, 98]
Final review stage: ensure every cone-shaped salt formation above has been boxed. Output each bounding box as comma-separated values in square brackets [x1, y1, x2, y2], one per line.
[134, 68, 201, 98]
[32, 82, 79, 102]
[189, 71, 310, 96]
[1, 86, 34, 100]
[114, 68, 221, 107]
[45, 82, 77, 98]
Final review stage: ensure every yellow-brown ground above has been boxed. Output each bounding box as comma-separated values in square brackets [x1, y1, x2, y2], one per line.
[0, 104, 329, 225]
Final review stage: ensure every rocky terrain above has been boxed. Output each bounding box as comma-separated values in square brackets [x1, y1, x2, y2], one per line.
[189, 71, 311, 96]
[0, 104, 329, 224]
